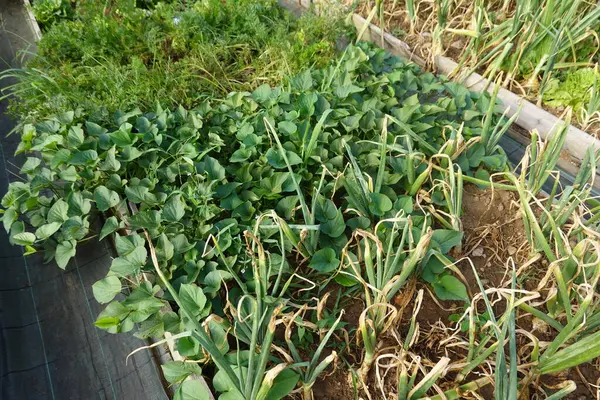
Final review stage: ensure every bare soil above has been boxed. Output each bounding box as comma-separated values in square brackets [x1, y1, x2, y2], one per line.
[312, 368, 359, 400]
[459, 185, 529, 289]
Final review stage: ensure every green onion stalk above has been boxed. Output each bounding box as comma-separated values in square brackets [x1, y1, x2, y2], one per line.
[340, 216, 433, 381]
[283, 306, 344, 400]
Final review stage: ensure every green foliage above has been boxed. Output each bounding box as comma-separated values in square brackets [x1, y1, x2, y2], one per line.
[432, 273, 469, 301]
[31, 0, 74, 28]
[2, 43, 511, 398]
[543, 67, 600, 121]
[8, 0, 344, 123]
[2, 43, 506, 269]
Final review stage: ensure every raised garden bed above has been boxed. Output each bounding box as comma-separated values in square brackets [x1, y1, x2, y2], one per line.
[347, 0, 600, 135]
[292, 0, 600, 188]
[349, 12, 600, 167]
[3, 1, 600, 400]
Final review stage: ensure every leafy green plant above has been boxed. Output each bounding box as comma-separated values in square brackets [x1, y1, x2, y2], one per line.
[1, 42, 513, 398]
[544, 67, 600, 126]
[31, 0, 74, 29]
[4, 0, 344, 123]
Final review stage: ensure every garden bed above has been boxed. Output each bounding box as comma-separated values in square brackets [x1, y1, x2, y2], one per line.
[304, 183, 600, 400]
[349, 12, 600, 167]
[2, 1, 600, 400]
[348, 0, 600, 136]
[298, 0, 600, 185]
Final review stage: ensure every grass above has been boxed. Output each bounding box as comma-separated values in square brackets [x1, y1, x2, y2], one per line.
[3, 0, 344, 123]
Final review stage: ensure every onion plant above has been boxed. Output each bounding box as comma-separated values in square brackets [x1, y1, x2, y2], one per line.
[510, 245, 600, 395]
[146, 213, 305, 400]
[339, 214, 433, 381]
[540, 146, 599, 234]
[343, 136, 408, 220]
[356, 0, 385, 46]
[264, 118, 330, 258]
[480, 78, 522, 156]
[431, 0, 451, 68]
[516, 112, 571, 197]
[427, 155, 463, 233]
[282, 306, 344, 400]
[582, 64, 600, 130]
[396, 353, 450, 400]
[454, 260, 532, 390]
[484, 125, 600, 396]
[422, 377, 492, 400]
[406, 0, 416, 34]
[387, 290, 456, 399]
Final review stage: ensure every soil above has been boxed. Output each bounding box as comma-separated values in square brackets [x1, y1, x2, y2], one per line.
[312, 368, 358, 400]
[459, 185, 529, 289]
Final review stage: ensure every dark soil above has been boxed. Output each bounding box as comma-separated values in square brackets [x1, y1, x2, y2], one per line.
[312, 368, 359, 400]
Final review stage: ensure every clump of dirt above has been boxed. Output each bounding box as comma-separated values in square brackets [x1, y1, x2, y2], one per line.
[311, 368, 358, 400]
[334, 295, 365, 332]
[458, 184, 529, 290]
[416, 289, 455, 324]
